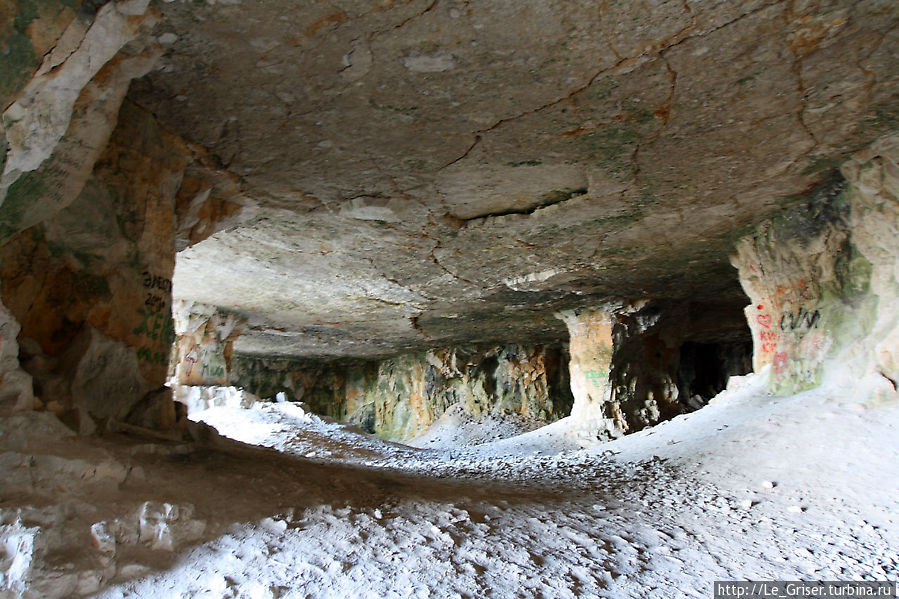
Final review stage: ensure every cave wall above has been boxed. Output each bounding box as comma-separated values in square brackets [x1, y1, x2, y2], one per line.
[733, 133, 898, 396]
[0, 294, 33, 410]
[612, 300, 753, 425]
[1, 0, 160, 241]
[229, 355, 354, 420]
[0, 1, 183, 429]
[0, 0, 252, 429]
[229, 343, 573, 441]
[0, 101, 186, 425]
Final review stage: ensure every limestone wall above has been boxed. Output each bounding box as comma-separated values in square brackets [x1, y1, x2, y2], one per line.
[0, 101, 185, 426]
[841, 136, 899, 388]
[0, 294, 33, 410]
[0, 0, 251, 430]
[1, 0, 160, 242]
[230, 343, 573, 442]
[733, 134, 898, 397]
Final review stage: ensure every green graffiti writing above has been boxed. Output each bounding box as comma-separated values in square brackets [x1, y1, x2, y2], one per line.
[584, 369, 609, 386]
[137, 346, 168, 365]
[201, 362, 225, 378]
[133, 307, 175, 344]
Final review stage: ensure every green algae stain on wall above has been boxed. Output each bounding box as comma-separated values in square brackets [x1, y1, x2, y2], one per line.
[1, 0, 80, 109]
[0, 170, 46, 242]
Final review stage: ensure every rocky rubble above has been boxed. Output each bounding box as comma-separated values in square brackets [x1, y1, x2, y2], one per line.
[0, 406, 212, 599]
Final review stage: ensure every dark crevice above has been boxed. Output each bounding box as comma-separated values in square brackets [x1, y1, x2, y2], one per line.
[459, 188, 588, 224]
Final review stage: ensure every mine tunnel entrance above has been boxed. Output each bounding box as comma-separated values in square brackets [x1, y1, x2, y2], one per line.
[676, 339, 753, 409]
[604, 293, 754, 434]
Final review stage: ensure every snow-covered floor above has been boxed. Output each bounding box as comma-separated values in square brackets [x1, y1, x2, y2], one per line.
[2, 370, 897, 598]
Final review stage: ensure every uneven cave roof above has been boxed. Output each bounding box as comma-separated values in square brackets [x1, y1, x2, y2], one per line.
[128, 0, 899, 358]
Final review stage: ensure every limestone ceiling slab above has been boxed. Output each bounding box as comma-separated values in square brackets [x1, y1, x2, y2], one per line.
[135, 0, 899, 358]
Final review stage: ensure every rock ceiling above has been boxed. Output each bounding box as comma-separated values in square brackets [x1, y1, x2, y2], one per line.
[128, 0, 899, 358]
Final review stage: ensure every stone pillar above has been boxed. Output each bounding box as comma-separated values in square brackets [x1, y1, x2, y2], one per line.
[733, 135, 898, 396]
[556, 308, 621, 440]
[841, 135, 899, 387]
[172, 302, 244, 387]
[733, 210, 847, 394]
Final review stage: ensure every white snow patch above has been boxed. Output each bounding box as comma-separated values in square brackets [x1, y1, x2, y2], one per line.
[4, 367, 898, 598]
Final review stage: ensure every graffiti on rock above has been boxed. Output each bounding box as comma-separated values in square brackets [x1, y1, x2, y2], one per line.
[141, 271, 172, 314]
[759, 331, 778, 354]
[133, 307, 176, 344]
[201, 362, 225, 378]
[780, 307, 820, 331]
[137, 346, 168, 366]
[755, 305, 778, 353]
[184, 346, 199, 376]
[584, 368, 608, 387]
[142, 271, 172, 293]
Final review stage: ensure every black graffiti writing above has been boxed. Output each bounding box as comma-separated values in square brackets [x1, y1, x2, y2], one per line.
[142, 270, 172, 293]
[779, 307, 820, 331]
[144, 292, 167, 314]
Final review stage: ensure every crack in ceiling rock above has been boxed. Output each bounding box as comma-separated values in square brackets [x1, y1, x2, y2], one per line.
[124, 0, 899, 359]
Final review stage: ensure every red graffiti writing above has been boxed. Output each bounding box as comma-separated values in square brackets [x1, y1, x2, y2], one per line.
[756, 314, 772, 329]
[184, 346, 199, 376]
[759, 327, 778, 353]
[773, 352, 788, 374]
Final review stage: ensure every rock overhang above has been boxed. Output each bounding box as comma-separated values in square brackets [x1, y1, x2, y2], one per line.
[128, 0, 898, 359]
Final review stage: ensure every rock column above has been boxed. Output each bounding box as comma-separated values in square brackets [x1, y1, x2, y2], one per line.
[732, 133, 898, 397]
[172, 302, 244, 387]
[556, 308, 621, 441]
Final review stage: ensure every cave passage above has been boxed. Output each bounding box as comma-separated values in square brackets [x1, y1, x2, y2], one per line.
[0, 1, 897, 597]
